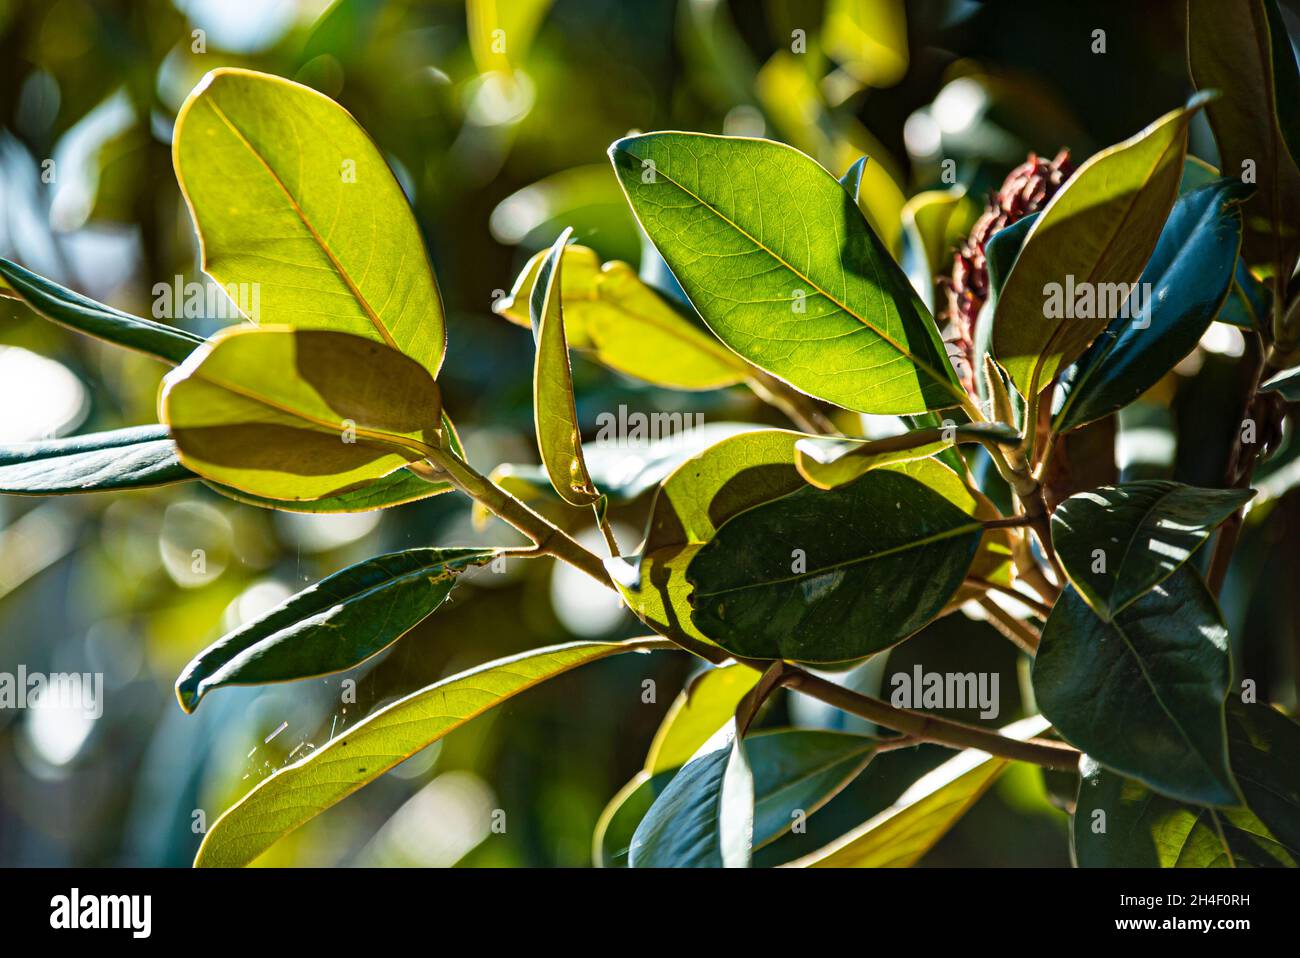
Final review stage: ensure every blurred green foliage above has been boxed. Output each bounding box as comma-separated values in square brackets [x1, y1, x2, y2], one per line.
[0, 0, 1294, 867]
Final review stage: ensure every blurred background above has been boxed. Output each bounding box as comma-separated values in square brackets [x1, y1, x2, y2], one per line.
[0, 0, 1296, 867]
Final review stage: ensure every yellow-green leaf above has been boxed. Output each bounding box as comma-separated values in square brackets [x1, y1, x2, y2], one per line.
[173, 68, 446, 375]
[645, 664, 762, 774]
[195, 637, 667, 867]
[159, 326, 441, 502]
[495, 244, 748, 390]
[530, 229, 599, 506]
[789, 716, 1050, 866]
[992, 96, 1208, 398]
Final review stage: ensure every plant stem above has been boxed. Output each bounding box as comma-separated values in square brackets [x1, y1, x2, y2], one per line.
[964, 576, 1052, 618]
[1206, 332, 1280, 594]
[978, 596, 1041, 655]
[593, 500, 621, 557]
[417, 447, 1082, 771]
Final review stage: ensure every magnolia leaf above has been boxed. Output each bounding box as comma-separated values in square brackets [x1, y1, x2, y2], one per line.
[610, 132, 966, 415]
[794, 422, 1018, 491]
[606, 428, 808, 644]
[645, 663, 762, 774]
[159, 326, 441, 502]
[1053, 179, 1250, 434]
[1188, 0, 1300, 273]
[0, 426, 191, 494]
[173, 69, 446, 375]
[494, 244, 748, 390]
[790, 715, 1051, 867]
[473, 421, 764, 528]
[993, 95, 1208, 398]
[0, 259, 204, 365]
[628, 718, 754, 868]
[1051, 481, 1254, 619]
[195, 638, 665, 867]
[603, 728, 877, 867]
[1033, 568, 1236, 806]
[208, 412, 466, 514]
[530, 229, 600, 506]
[685, 459, 986, 661]
[175, 547, 499, 712]
[1261, 367, 1300, 400]
[1073, 701, 1300, 867]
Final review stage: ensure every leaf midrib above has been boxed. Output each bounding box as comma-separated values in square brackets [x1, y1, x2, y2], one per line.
[202, 98, 401, 353]
[693, 520, 982, 599]
[622, 146, 965, 406]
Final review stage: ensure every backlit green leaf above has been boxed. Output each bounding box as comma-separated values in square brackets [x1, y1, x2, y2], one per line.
[645, 663, 761, 774]
[175, 547, 498, 713]
[993, 96, 1207, 398]
[160, 326, 441, 502]
[1033, 568, 1236, 806]
[173, 68, 446, 375]
[494, 244, 748, 390]
[530, 229, 600, 506]
[610, 132, 966, 414]
[195, 637, 666, 867]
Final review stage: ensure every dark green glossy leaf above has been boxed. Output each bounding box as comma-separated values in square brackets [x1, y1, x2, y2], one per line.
[0, 426, 192, 494]
[973, 214, 1036, 412]
[1051, 480, 1254, 619]
[606, 428, 808, 645]
[196, 638, 666, 866]
[993, 96, 1206, 398]
[628, 720, 753, 867]
[1227, 700, 1300, 852]
[1052, 180, 1250, 434]
[0, 258, 204, 364]
[686, 461, 984, 661]
[610, 132, 966, 415]
[747, 730, 877, 846]
[175, 547, 498, 712]
[1261, 367, 1300, 400]
[593, 769, 677, 867]
[602, 728, 875, 867]
[1074, 697, 1300, 867]
[1033, 568, 1236, 806]
[1188, 0, 1300, 272]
